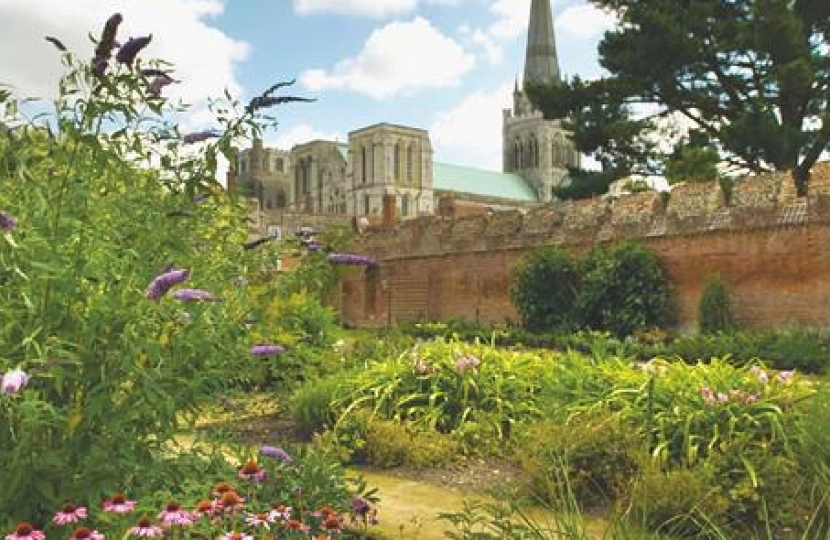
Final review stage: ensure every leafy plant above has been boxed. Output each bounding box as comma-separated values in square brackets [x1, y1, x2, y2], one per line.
[698, 274, 734, 334]
[575, 241, 671, 336]
[509, 246, 581, 332]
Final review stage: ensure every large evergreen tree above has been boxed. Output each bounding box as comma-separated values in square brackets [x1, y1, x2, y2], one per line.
[528, 0, 830, 195]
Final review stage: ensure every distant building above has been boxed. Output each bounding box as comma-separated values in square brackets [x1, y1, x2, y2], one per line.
[230, 0, 576, 232]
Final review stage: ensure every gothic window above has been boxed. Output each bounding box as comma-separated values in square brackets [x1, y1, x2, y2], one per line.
[363, 195, 370, 215]
[361, 146, 367, 184]
[514, 140, 522, 169]
[401, 194, 410, 217]
[239, 159, 247, 174]
[262, 157, 268, 172]
[275, 158, 284, 172]
[394, 142, 402, 182]
[406, 143, 414, 183]
[529, 135, 539, 167]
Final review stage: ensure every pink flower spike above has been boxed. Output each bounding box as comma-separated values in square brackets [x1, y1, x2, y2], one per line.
[5, 523, 45, 540]
[53, 503, 88, 526]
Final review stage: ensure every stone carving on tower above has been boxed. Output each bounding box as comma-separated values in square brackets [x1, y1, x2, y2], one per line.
[503, 0, 579, 202]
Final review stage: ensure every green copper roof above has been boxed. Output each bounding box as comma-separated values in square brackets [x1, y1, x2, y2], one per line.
[433, 161, 538, 202]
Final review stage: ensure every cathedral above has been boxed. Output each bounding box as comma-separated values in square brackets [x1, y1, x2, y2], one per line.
[230, 0, 578, 228]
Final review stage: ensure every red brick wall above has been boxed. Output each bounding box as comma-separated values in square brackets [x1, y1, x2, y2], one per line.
[341, 164, 830, 332]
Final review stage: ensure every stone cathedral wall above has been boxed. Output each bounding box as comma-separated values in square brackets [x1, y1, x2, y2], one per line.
[340, 162, 830, 331]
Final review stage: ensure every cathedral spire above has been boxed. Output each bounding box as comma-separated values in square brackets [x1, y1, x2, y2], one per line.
[523, 0, 560, 86]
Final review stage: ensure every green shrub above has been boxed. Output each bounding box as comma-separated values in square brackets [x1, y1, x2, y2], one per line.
[509, 246, 581, 332]
[364, 420, 459, 468]
[289, 376, 344, 437]
[698, 274, 734, 334]
[516, 411, 647, 509]
[576, 241, 671, 337]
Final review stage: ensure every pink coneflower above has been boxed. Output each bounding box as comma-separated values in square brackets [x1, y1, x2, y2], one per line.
[157, 502, 194, 527]
[244, 512, 274, 528]
[4, 523, 45, 540]
[211, 482, 237, 498]
[192, 499, 218, 518]
[67, 527, 104, 540]
[1, 368, 29, 395]
[53, 503, 88, 525]
[238, 460, 267, 482]
[268, 504, 292, 521]
[127, 516, 163, 538]
[220, 532, 252, 540]
[217, 491, 245, 513]
[103, 493, 136, 513]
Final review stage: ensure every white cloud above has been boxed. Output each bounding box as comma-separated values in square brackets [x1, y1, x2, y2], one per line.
[293, 0, 417, 18]
[486, 0, 529, 41]
[293, 0, 481, 18]
[0, 0, 249, 126]
[430, 82, 513, 170]
[470, 29, 504, 65]
[299, 17, 475, 99]
[556, 4, 618, 39]
[265, 123, 345, 149]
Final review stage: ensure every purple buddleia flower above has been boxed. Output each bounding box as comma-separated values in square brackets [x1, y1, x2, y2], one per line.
[0, 211, 18, 232]
[145, 268, 190, 300]
[94, 13, 122, 61]
[172, 288, 218, 302]
[260, 445, 292, 463]
[307, 242, 324, 252]
[148, 73, 178, 96]
[327, 253, 377, 267]
[251, 344, 284, 357]
[182, 131, 220, 144]
[91, 57, 109, 77]
[1, 368, 29, 395]
[116, 35, 152, 66]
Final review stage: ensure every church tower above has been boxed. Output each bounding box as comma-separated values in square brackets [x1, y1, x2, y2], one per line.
[503, 0, 579, 202]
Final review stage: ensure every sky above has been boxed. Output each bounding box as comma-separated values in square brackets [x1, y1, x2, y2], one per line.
[0, 0, 618, 172]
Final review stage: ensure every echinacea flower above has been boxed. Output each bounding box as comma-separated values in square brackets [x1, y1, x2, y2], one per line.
[115, 36, 152, 65]
[217, 491, 245, 512]
[220, 532, 252, 540]
[5, 522, 45, 540]
[172, 288, 218, 302]
[238, 460, 267, 482]
[193, 500, 218, 518]
[1, 368, 29, 395]
[145, 268, 189, 300]
[260, 445, 292, 463]
[52, 503, 88, 525]
[251, 344, 284, 357]
[103, 493, 136, 513]
[157, 502, 194, 527]
[211, 482, 237, 498]
[268, 505, 292, 521]
[127, 517, 163, 538]
[244, 513, 274, 528]
[0, 211, 17, 232]
[67, 527, 104, 540]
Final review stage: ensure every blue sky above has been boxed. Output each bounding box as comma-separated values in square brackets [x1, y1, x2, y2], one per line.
[0, 0, 617, 171]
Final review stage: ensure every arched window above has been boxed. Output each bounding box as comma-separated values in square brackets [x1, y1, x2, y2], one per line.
[401, 194, 410, 217]
[394, 142, 402, 182]
[275, 158, 284, 172]
[514, 140, 522, 169]
[361, 146, 367, 184]
[406, 143, 414, 183]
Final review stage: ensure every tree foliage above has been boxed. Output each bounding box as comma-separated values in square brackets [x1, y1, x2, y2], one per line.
[576, 242, 671, 336]
[509, 246, 580, 332]
[528, 0, 830, 196]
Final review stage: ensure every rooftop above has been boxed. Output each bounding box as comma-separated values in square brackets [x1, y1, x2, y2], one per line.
[433, 161, 538, 202]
